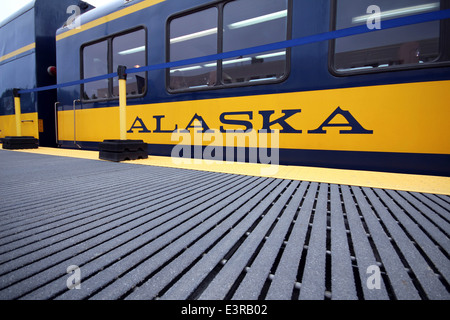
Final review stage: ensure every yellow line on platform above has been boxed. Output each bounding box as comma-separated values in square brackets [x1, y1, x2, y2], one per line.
[7, 147, 450, 195]
[9, 147, 101, 160]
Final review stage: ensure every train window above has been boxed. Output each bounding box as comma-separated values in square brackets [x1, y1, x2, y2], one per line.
[222, 0, 288, 84]
[333, 0, 445, 73]
[81, 28, 147, 101]
[82, 40, 109, 100]
[113, 29, 147, 97]
[169, 8, 218, 90]
[167, 0, 290, 92]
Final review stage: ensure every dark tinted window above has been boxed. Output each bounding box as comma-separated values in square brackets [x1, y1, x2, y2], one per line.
[113, 29, 147, 96]
[169, 8, 218, 90]
[222, 0, 288, 84]
[168, 0, 289, 92]
[334, 0, 442, 72]
[81, 28, 147, 101]
[83, 40, 108, 100]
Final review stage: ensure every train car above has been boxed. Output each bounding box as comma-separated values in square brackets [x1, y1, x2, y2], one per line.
[0, 0, 92, 146]
[54, 0, 450, 175]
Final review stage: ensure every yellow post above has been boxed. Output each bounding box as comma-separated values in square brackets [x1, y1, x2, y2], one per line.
[118, 66, 127, 140]
[13, 89, 22, 136]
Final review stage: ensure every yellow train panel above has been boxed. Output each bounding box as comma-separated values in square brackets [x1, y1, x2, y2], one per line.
[0, 113, 39, 139]
[57, 80, 450, 155]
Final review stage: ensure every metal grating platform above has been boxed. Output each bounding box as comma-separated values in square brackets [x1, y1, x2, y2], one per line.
[0, 150, 449, 300]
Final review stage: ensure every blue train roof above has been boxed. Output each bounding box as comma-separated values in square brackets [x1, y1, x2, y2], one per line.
[56, 0, 145, 36]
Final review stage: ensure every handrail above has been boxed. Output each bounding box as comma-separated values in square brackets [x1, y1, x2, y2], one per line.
[73, 99, 81, 148]
[14, 9, 450, 96]
[55, 101, 60, 145]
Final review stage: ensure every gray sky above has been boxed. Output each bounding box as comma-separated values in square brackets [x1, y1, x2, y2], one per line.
[0, 0, 111, 24]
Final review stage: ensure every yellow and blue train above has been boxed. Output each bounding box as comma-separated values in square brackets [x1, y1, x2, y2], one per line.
[1, 0, 450, 175]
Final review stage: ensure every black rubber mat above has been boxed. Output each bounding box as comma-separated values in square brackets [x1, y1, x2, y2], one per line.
[2, 137, 38, 150]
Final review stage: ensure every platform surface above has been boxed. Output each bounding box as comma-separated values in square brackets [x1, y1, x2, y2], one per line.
[0, 149, 449, 300]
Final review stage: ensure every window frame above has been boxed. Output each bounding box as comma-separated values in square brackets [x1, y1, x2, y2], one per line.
[166, 0, 292, 94]
[80, 26, 148, 102]
[328, 0, 450, 76]
[80, 38, 109, 101]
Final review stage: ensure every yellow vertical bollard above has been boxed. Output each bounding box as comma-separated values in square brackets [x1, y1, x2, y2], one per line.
[13, 89, 22, 137]
[118, 65, 127, 140]
[99, 65, 147, 161]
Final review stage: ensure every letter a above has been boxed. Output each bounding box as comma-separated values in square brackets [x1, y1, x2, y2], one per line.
[128, 116, 151, 133]
[67, 5, 81, 30]
[184, 114, 211, 133]
[367, 5, 381, 30]
[308, 107, 373, 134]
[366, 265, 381, 290]
[171, 130, 192, 164]
[66, 265, 81, 290]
